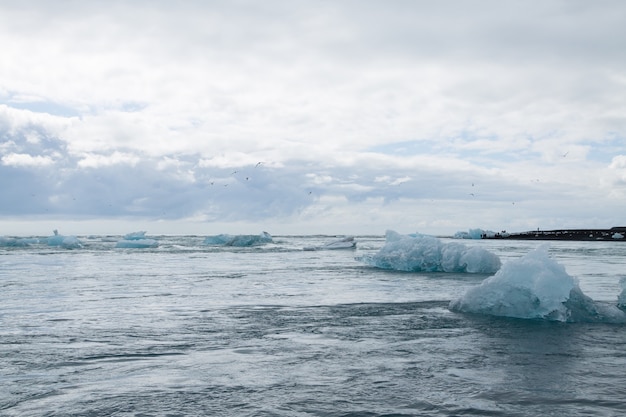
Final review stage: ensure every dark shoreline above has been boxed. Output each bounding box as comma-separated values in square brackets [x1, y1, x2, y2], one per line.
[482, 227, 626, 241]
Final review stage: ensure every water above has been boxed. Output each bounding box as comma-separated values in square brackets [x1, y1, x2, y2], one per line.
[1, 235, 626, 416]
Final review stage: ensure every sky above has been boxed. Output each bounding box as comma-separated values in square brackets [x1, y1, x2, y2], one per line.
[1, 0, 625, 236]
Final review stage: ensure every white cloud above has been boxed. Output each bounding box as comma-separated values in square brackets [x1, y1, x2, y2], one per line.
[1, 153, 55, 167]
[609, 155, 626, 170]
[77, 152, 140, 168]
[0, 1, 625, 235]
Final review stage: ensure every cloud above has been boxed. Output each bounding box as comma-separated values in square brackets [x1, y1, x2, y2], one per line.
[0, 1, 625, 235]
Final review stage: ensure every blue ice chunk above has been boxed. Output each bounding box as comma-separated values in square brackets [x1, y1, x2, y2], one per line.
[116, 238, 159, 248]
[202, 234, 233, 245]
[46, 230, 82, 249]
[454, 228, 497, 239]
[123, 231, 148, 240]
[360, 230, 500, 273]
[450, 244, 626, 322]
[116, 231, 158, 248]
[0, 236, 39, 247]
[203, 232, 273, 247]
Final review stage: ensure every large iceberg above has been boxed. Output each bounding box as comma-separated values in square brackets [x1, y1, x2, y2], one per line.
[115, 231, 159, 248]
[203, 232, 273, 247]
[359, 230, 501, 273]
[450, 245, 626, 323]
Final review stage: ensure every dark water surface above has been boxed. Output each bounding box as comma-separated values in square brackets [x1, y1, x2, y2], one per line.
[2, 236, 625, 416]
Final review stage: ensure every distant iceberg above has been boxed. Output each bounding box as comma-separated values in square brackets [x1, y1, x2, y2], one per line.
[116, 231, 158, 248]
[47, 230, 82, 249]
[122, 231, 149, 240]
[453, 228, 497, 239]
[359, 230, 501, 273]
[303, 236, 356, 251]
[203, 232, 273, 247]
[115, 239, 159, 249]
[450, 244, 626, 323]
[0, 236, 39, 247]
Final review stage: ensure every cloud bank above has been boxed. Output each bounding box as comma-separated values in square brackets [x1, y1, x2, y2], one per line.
[1, 0, 625, 235]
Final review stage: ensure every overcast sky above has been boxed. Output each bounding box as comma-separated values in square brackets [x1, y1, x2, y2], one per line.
[1, 0, 625, 236]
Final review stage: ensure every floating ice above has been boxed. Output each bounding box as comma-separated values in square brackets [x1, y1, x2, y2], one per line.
[359, 230, 501, 273]
[46, 230, 82, 249]
[0, 236, 39, 247]
[203, 231, 273, 247]
[116, 231, 158, 248]
[303, 236, 356, 251]
[453, 228, 496, 239]
[123, 231, 148, 240]
[115, 239, 159, 248]
[450, 244, 626, 323]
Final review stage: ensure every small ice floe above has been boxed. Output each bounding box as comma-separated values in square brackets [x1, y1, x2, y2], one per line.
[450, 244, 626, 323]
[303, 236, 357, 251]
[46, 229, 83, 249]
[359, 230, 500, 273]
[203, 231, 273, 247]
[0, 236, 39, 247]
[115, 231, 159, 248]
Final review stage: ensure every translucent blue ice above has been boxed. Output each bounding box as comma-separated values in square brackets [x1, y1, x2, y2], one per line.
[0, 236, 39, 247]
[115, 239, 159, 248]
[116, 231, 158, 248]
[46, 230, 82, 249]
[450, 244, 626, 323]
[359, 230, 501, 273]
[203, 231, 273, 247]
[123, 231, 148, 240]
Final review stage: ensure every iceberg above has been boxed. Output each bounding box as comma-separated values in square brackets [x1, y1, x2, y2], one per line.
[359, 230, 501, 273]
[115, 239, 159, 248]
[450, 245, 626, 323]
[453, 228, 499, 239]
[47, 230, 83, 249]
[116, 231, 159, 248]
[122, 231, 149, 240]
[303, 236, 357, 251]
[203, 232, 273, 247]
[0, 236, 39, 247]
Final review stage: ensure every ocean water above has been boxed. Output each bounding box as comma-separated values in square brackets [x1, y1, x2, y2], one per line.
[1, 235, 626, 417]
